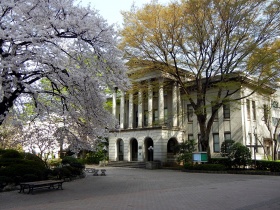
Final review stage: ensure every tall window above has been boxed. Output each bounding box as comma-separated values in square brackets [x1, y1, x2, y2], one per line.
[213, 133, 220, 152]
[246, 99, 251, 120]
[223, 104, 230, 119]
[153, 109, 158, 125]
[164, 108, 168, 124]
[252, 101, 256, 120]
[187, 104, 194, 122]
[144, 110, 148, 127]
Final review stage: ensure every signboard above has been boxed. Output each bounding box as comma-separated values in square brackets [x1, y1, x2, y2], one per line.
[192, 152, 208, 162]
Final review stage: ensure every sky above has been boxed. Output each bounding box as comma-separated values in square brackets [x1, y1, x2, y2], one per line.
[78, 0, 170, 26]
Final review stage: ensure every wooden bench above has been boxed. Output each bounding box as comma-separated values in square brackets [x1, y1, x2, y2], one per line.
[93, 169, 99, 176]
[19, 180, 64, 194]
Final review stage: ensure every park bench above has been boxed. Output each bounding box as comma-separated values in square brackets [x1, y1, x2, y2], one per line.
[100, 169, 106, 176]
[93, 169, 99, 176]
[19, 180, 64, 194]
[85, 168, 95, 173]
[85, 168, 106, 176]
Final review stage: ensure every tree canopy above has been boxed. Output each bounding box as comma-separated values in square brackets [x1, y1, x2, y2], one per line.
[0, 0, 129, 137]
[120, 0, 280, 151]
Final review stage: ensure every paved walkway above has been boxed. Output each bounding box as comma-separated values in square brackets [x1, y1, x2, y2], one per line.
[1, 167, 280, 210]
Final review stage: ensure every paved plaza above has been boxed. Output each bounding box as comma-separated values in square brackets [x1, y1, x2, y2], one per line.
[1, 167, 280, 210]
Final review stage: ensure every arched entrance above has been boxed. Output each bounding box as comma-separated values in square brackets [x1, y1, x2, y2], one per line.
[167, 138, 178, 153]
[130, 138, 138, 161]
[117, 139, 124, 161]
[167, 137, 178, 163]
[145, 137, 154, 161]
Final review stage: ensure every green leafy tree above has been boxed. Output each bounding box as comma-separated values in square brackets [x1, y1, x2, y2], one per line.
[120, 0, 280, 153]
[175, 139, 197, 164]
[220, 140, 235, 157]
[228, 142, 251, 168]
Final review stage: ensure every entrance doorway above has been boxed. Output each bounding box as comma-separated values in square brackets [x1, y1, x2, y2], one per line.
[167, 138, 178, 163]
[117, 139, 124, 161]
[145, 137, 154, 161]
[131, 138, 138, 161]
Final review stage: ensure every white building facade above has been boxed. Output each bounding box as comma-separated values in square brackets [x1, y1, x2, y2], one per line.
[108, 71, 280, 164]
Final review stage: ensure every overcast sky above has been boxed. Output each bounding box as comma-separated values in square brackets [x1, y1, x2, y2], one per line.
[78, 0, 170, 26]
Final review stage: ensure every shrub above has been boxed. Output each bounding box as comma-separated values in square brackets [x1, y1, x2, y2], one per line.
[229, 142, 251, 168]
[0, 176, 14, 190]
[85, 152, 104, 164]
[62, 156, 78, 165]
[0, 176, 13, 184]
[23, 153, 46, 167]
[220, 140, 235, 157]
[268, 161, 280, 172]
[0, 149, 50, 185]
[253, 160, 280, 172]
[48, 158, 62, 168]
[53, 167, 72, 179]
[174, 140, 197, 164]
[209, 158, 232, 169]
[255, 160, 271, 171]
[0, 163, 47, 180]
[23, 174, 39, 182]
[1, 149, 23, 159]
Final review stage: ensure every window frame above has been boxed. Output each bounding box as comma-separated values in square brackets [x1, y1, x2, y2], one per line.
[187, 104, 194, 122]
[223, 104, 230, 119]
[213, 133, 220, 153]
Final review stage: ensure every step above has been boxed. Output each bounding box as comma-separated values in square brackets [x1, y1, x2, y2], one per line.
[106, 161, 146, 169]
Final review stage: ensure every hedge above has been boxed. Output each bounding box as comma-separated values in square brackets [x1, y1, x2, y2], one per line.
[184, 163, 226, 171]
[255, 160, 280, 172]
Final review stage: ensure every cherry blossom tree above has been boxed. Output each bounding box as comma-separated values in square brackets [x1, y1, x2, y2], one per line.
[0, 0, 129, 138]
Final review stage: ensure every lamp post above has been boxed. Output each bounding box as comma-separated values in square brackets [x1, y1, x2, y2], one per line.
[148, 146, 153, 161]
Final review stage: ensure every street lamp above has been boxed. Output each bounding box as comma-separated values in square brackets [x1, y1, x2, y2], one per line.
[148, 146, 153, 161]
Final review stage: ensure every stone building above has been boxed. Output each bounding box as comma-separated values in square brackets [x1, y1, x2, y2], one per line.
[108, 67, 280, 164]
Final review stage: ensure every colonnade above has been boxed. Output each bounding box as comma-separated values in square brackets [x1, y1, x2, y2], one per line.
[112, 81, 182, 129]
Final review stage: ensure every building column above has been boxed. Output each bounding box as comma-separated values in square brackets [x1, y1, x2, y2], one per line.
[128, 93, 133, 129]
[138, 89, 143, 128]
[112, 87, 117, 118]
[178, 85, 183, 128]
[158, 80, 164, 125]
[120, 91, 125, 129]
[172, 82, 178, 127]
[148, 82, 153, 127]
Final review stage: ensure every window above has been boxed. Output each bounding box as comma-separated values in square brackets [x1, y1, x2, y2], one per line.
[144, 110, 148, 127]
[153, 109, 158, 125]
[224, 132, 231, 141]
[252, 101, 256, 120]
[153, 91, 158, 98]
[188, 134, 194, 141]
[246, 99, 251, 120]
[187, 104, 194, 122]
[223, 104, 230, 119]
[213, 133, 220, 152]
[164, 108, 168, 124]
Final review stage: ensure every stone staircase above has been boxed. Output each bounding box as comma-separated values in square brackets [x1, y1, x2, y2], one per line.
[106, 161, 146, 169]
